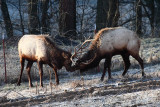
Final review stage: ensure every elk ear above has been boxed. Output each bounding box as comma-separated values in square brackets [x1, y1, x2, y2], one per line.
[62, 52, 68, 59]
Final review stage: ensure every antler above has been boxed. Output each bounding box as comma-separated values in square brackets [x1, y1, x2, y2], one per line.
[70, 39, 94, 63]
[81, 53, 97, 65]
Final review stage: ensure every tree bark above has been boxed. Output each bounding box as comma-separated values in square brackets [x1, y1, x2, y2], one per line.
[96, 0, 109, 32]
[41, 0, 49, 34]
[144, 0, 155, 36]
[107, 0, 120, 27]
[18, 0, 25, 35]
[136, 0, 142, 36]
[0, 0, 13, 37]
[59, 0, 76, 39]
[28, 0, 40, 34]
[155, 0, 160, 37]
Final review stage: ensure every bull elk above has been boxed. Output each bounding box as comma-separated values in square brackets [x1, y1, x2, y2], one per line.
[71, 27, 145, 81]
[17, 35, 73, 87]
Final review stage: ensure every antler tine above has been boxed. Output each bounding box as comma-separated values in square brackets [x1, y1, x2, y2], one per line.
[77, 39, 93, 52]
[70, 38, 94, 63]
[81, 53, 97, 65]
[70, 46, 77, 63]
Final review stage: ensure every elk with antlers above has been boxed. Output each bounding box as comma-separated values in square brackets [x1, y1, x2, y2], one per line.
[71, 27, 145, 81]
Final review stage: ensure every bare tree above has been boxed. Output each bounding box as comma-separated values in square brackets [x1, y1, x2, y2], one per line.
[41, 0, 50, 34]
[59, 0, 76, 39]
[107, 0, 120, 27]
[18, 0, 25, 35]
[76, 0, 97, 40]
[136, 0, 142, 35]
[143, 0, 155, 36]
[96, 0, 109, 32]
[28, 0, 40, 34]
[155, 0, 160, 37]
[0, 0, 13, 37]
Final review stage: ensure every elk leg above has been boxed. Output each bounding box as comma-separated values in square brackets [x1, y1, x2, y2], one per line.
[26, 61, 33, 87]
[101, 61, 107, 81]
[101, 57, 111, 81]
[53, 68, 59, 85]
[17, 58, 25, 86]
[37, 61, 43, 87]
[131, 54, 145, 77]
[121, 53, 131, 76]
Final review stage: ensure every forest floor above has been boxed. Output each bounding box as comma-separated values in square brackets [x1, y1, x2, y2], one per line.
[0, 63, 160, 107]
[0, 37, 160, 106]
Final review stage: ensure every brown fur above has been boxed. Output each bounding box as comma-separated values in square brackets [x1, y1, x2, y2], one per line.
[90, 27, 116, 50]
[74, 27, 145, 81]
[17, 35, 73, 87]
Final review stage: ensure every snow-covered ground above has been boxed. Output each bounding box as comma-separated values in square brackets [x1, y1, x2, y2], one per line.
[0, 38, 160, 106]
[34, 89, 160, 107]
[0, 63, 160, 106]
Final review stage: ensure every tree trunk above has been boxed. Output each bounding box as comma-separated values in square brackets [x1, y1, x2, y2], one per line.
[41, 0, 49, 34]
[28, 0, 40, 34]
[155, 0, 160, 37]
[144, 0, 155, 36]
[136, 0, 142, 36]
[59, 0, 76, 39]
[96, 0, 109, 32]
[107, 0, 120, 27]
[0, 0, 13, 37]
[18, 0, 25, 35]
[150, 0, 155, 36]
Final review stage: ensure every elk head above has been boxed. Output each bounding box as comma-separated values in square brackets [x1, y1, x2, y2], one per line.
[71, 39, 99, 71]
[62, 51, 73, 72]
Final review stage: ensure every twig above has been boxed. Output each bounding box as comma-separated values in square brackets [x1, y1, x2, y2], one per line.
[36, 82, 39, 95]
[50, 82, 53, 94]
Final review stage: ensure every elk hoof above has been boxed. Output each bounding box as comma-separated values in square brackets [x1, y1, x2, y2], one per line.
[142, 73, 146, 79]
[39, 85, 43, 88]
[39, 84, 43, 88]
[108, 76, 112, 80]
[17, 84, 20, 86]
[56, 82, 59, 86]
[122, 74, 126, 78]
[122, 72, 126, 77]
[100, 78, 104, 81]
[17, 83, 21, 86]
[142, 72, 146, 77]
[29, 83, 34, 87]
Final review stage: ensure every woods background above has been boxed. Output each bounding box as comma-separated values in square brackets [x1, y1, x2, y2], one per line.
[1, 1, 160, 106]
[0, 0, 160, 41]
[0, 0, 160, 83]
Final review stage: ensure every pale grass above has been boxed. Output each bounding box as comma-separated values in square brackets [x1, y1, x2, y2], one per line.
[0, 38, 160, 84]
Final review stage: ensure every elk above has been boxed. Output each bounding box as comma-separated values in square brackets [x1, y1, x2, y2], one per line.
[71, 27, 145, 81]
[17, 35, 73, 87]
